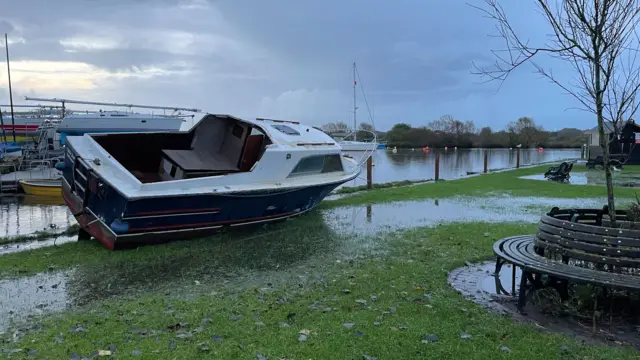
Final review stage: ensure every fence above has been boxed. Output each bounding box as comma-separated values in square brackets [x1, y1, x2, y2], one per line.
[361, 147, 584, 190]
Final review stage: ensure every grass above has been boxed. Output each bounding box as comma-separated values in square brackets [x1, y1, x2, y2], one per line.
[323, 164, 640, 208]
[2, 222, 635, 359]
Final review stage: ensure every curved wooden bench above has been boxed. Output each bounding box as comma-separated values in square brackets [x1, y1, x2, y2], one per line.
[493, 207, 640, 312]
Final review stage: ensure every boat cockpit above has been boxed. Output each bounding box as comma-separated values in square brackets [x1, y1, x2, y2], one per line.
[91, 115, 271, 183]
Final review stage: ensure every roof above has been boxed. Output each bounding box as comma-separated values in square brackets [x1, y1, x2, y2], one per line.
[191, 114, 338, 147]
[585, 120, 638, 134]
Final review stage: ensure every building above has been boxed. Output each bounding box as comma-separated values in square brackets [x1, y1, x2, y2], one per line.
[585, 120, 640, 164]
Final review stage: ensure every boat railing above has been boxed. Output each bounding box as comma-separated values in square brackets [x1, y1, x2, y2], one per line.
[341, 129, 378, 169]
[0, 163, 17, 195]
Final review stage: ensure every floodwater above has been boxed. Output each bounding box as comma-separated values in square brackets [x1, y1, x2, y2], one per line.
[0, 196, 74, 239]
[521, 171, 640, 187]
[344, 148, 581, 186]
[323, 196, 609, 236]
[0, 271, 72, 329]
[0, 195, 610, 329]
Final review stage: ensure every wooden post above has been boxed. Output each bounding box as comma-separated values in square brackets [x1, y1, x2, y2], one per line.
[435, 152, 440, 181]
[366, 156, 372, 190]
[516, 148, 520, 169]
[483, 150, 488, 174]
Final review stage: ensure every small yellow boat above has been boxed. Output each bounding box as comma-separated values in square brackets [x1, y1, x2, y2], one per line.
[18, 179, 62, 197]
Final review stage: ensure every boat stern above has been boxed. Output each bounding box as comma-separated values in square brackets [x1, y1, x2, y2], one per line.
[61, 142, 130, 250]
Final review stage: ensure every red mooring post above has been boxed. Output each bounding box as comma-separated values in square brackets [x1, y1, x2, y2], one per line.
[366, 156, 373, 189]
[516, 148, 521, 169]
[483, 150, 488, 174]
[435, 152, 440, 181]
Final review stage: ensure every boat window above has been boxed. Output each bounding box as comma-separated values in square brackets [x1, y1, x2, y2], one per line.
[289, 154, 344, 177]
[322, 154, 343, 172]
[272, 124, 300, 135]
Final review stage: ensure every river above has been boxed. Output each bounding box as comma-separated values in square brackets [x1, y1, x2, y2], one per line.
[343, 147, 581, 187]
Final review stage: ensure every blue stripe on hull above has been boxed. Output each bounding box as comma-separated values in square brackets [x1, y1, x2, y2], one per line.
[120, 184, 337, 234]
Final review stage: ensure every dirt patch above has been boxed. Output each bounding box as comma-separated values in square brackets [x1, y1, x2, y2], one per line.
[449, 261, 640, 350]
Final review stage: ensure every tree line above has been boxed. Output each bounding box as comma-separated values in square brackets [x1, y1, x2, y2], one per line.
[321, 115, 587, 148]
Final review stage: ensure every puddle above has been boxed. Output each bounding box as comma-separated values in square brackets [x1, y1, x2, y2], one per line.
[521, 171, 640, 187]
[323, 196, 609, 236]
[0, 271, 72, 330]
[0, 236, 76, 256]
[449, 261, 640, 349]
[0, 197, 75, 238]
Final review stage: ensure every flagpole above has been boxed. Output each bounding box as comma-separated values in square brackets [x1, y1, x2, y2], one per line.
[4, 33, 16, 143]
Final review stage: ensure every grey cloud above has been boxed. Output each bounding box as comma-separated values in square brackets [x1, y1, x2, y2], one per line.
[0, 0, 576, 130]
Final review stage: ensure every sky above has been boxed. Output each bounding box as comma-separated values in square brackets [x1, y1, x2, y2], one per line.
[0, 0, 596, 131]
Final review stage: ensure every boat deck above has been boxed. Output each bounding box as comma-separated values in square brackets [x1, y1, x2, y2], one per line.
[0, 169, 62, 193]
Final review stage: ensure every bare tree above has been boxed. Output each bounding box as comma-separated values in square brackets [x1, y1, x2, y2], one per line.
[470, 0, 640, 224]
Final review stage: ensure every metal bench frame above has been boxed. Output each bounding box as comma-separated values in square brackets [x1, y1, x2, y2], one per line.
[493, 207, 640, 312]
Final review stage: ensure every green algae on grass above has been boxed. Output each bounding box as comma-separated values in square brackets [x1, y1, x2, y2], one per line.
[335, 178, 432, 194]
[0, 224, 80, 246]
[2, 222, 637, 359]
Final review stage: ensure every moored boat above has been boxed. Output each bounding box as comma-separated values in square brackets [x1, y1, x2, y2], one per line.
[18, 179, 62, 197]
[59, 114, 365, 249]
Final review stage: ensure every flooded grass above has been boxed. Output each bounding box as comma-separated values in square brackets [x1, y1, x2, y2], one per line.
[323, 164, 640, 208]
[1, 222, 635, 359]
[0, 224, 79, 246]
[2, 164, 640, 358]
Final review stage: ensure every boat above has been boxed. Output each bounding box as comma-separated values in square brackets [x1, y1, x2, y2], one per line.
[337, 62, 378, 152]
[58, 114, 366, 250]
[22, 97, 202, 145]
[18, 179, 62, 197]
[0, 141, 22, 159]
[57, 111, 186, 141]
[340, 140, 378, 152]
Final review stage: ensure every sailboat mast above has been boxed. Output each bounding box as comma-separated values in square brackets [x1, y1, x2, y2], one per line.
[353, 61, 357, 142]
[4, 33, 15, 143]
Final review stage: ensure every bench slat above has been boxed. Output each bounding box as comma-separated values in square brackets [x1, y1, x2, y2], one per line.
[494, 236, 640, 291]
[537, 222, 640, 247]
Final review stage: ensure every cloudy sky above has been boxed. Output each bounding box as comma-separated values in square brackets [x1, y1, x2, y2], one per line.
[0, 0, 591, 131]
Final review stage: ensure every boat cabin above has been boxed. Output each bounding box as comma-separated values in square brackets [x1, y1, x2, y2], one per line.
[90, 115, 271, 183]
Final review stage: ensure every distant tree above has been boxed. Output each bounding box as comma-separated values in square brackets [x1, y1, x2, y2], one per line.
[321, 121, 349, 133]
[506, 117, 544, 147]
[478, 126, 493, 147]
[358, 122, 374, 131]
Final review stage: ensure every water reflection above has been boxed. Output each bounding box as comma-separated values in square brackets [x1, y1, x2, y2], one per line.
[323, 196, 608, 237]
[0, 197, 74, 238]
[344, 148, 581, 186]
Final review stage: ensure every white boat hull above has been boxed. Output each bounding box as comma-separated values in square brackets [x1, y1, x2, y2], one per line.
[339, 141, 378, 152]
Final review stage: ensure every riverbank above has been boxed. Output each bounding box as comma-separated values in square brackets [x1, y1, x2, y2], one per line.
[1, 164, 638, 359]
[324, 163, 638, 208]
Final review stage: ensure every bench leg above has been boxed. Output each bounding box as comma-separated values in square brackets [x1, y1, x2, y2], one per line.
[517, 269, 529, 313]
[494, 257, 510, 296]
